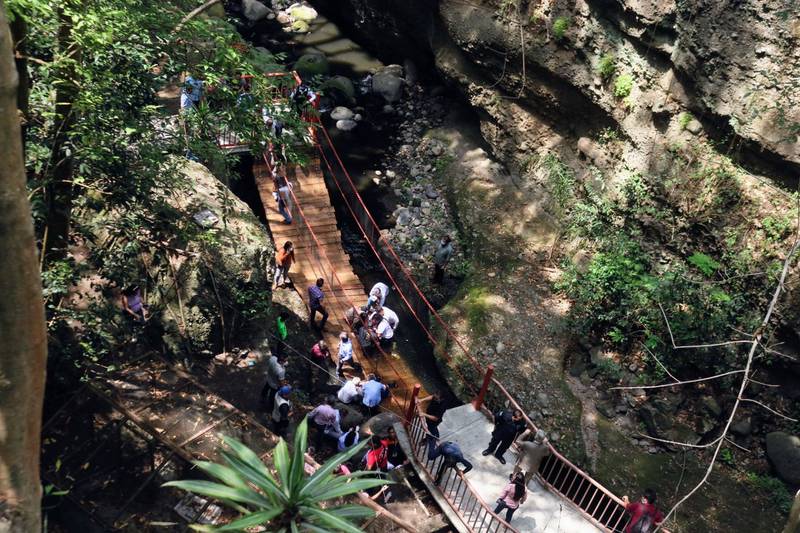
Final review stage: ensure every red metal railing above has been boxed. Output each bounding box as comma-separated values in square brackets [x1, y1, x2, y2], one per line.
[406, 407, 517, 533]
[221, 69, 630, 533]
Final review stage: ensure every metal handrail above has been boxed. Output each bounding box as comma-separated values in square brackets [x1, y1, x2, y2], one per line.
[406, 406, 517, 533]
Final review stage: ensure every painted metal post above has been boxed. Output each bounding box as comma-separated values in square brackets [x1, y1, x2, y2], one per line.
[472, 364, 494, 411]
[405, 384, 421, 427]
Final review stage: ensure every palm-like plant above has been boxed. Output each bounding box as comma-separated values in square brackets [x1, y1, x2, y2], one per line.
[164, 418, 387, 532]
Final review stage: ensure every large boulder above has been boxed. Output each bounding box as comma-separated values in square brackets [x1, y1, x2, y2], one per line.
[293, 53, 329, 77]
[158, 161, 274, 355]
[766, 432, 800, 485]
[372, 65, 404, 103]
[242, 0, 270, 22]
[321, 76, 356, 103]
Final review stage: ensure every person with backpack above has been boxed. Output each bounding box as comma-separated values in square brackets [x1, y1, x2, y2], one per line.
[482, 409, 527, 464]
[493, 471, 527, 523]
[622, 488, 665, 533]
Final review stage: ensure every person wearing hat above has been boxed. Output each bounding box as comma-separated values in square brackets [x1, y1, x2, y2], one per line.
[336, 331, 354, 377]
[513, 429, 551, 485]
[337, 376, 362, 404]
[272, 385, 293, 438]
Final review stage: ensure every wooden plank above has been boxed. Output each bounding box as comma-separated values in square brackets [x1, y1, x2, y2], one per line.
[256, 156, 427, 416]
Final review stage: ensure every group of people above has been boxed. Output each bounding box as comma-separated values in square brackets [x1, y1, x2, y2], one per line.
[417, 399, 666, 531]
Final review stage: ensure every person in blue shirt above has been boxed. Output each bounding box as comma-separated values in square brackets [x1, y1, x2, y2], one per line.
[307, 278, 328, 330]
[361, 374, 388, 417]
[181, 74, 204, 111]
[429, 441, 472, 485]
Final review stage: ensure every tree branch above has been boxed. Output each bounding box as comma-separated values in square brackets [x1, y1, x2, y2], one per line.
[657, 236, 800, 530]
[610, 369, 744, 391]
[658, 303, 753, 350]
[173, 0, 222, 34]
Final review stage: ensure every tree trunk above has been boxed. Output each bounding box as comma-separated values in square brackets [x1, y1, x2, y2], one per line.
[0, 2, 48, 530]
[43, 5, 77, 264]
[784, 490, 800, 533]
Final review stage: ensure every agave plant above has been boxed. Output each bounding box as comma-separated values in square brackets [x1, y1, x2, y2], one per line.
[164, 418, 387, 532]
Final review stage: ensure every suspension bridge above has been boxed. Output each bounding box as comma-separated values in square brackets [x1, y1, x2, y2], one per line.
[221, 71, 633, 533]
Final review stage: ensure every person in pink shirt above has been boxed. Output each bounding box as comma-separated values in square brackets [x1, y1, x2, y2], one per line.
[493, 472, 527, 523]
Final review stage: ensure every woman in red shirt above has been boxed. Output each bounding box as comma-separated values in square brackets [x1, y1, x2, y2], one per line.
[622, 489, 665, 533]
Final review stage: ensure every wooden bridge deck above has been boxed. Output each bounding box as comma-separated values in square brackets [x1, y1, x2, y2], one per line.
[255, 157, 426, 417]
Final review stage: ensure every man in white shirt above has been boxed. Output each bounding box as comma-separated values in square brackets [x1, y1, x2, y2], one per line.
[337, 377, 363, 404]
[369, 306, 394, 354]
[381, 306, 399, 330]
[366, 282, 390, 310]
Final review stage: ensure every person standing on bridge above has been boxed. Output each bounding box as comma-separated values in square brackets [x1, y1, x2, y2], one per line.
[273, 173, 293, 224]
[432, 235, 453, 284]
[513, 429, 551, 485]
[273, 241, 295, 289]
[482, 409, 527, 465]
[418, 391, 447, 453]
[493, 472, 527, 523]
[366, 281, 390, 311]
[367, 306, 394, 354]
[308, 278, 329, 331]
[336, 331, 354, 377]
[361, 374, 388, 417]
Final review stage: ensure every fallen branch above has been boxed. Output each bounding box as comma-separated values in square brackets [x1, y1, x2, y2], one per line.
[610, 369, 744, 391]
[173, 0, 222, 34]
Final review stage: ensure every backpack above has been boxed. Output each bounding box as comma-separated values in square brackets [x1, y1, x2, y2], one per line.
[629, 508, 655, 533]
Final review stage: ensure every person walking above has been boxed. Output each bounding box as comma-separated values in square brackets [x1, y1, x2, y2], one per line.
[622, 489, 665, 533]
[273, 241, 295, 289]
[308, 278, 329, 331]
[336, 331, 354, 377]
[366, 281, 389, 310]
[432, 235, 453, 284]
[514, 429, 551, 485]
[482, 409, 527, 464]
[493, 472, 527, 523]
[307, 396, 341, 452]
[261, 352, 287, 413]
[274, 311, 289, 358]
[361, 374, 388, 417]
[428, 441, 472, 485]
[273, 173, 293, 224]
[308, 340, 331, 392]
[271, 386, 293, 439]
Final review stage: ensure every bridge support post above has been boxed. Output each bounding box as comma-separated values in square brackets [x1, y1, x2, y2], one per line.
[405, 384, 421, 426]
[472, 364, 494, 411]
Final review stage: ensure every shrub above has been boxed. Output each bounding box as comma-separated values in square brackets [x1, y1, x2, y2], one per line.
[746, 473, 793, 514]
[597, 53, 616, 80]
[678, 112, 694, 130]
[687, 252, 720, 277]
[553, 17, 570, 40]
[613, 74, 634, 98]
[463, 286, 491, 336]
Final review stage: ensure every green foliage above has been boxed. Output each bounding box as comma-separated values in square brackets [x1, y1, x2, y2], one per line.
[597, 53, 616, 80]
[16, 0, 311, 365]
[613, 74, 634, 99]
[762, 215, 792, 242]
[463, 286, 491, 336]
[552, 17, 570, 40]
[746, 473, 793, 514]
[542, 153, 576, 211]
[231, 283, 272, 322]
[597, 127, 620, 145]
[595, 358, 623, 381]
[719, 448, 735, 467]
[687, 252, 720, 277]
[434, 154, 454, 179]
[165, 419, 386, 531]
[678, 112, 694, 130]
